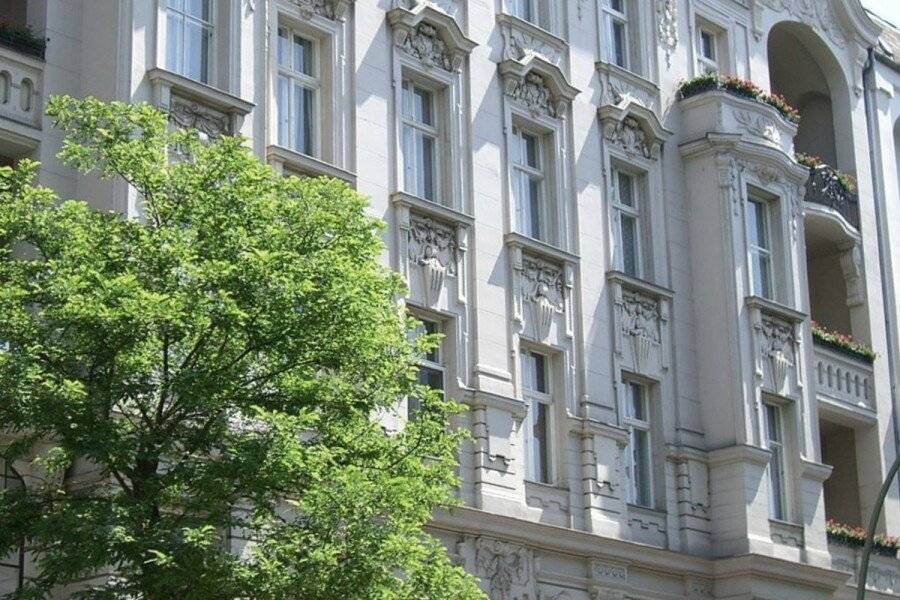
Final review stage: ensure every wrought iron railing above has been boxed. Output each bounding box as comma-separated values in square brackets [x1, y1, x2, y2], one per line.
[804, 164, 860, 230]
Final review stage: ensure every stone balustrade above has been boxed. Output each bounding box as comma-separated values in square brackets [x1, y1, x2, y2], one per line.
[813, 339, 873, 413]
[0, 44, 42, 131]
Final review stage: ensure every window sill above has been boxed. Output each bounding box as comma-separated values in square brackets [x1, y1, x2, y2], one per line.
[504, 231, 578, 264]
[147, 68, 254, 116]
[391, 191, 474, 228]
[745, 295, 806, 324]
[267, 145, 356, 187]
[496, 12, 568, 52]
[769, 518, 805, 548]
[606, 270, 673, 300]
[595, 61, 659, 108]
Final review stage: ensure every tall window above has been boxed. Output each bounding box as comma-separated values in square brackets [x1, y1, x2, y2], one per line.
[521, 349, 552, 484]
[624, 381, 652, 507]
[612, 168, 643, 278]
[512, 127, 547, 241]
[0, 461, 24, 595]
[401, 80, 440, 202]
[166, 0, 213, 84]
[763, 403, 787, 520]
[696, 26, 719, 74]
[410, 319, 445, 419]
[277, 27, 318, 157]
[509, 0, 537, 24]
[603, 0, 630, 70]
[747, 196, 774, 299]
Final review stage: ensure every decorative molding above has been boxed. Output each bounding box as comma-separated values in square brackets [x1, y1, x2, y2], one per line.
[475, 537, 533, 600]
[408, 214, 458, 305]
[603, 116, 659, 160]
[397, 22, 455, 71]
[715, 154, 741, 216]
[591, 559, 628, 586]
[521, 254, 564, 341]
[839, 245, 865, 307]
[500, 17, 565, 66]
[620, 289, 661, 371]
[388, 2, 476, 73]
[168, 96, 229, 137]
[685, 577, 714, 599]
[393, 0, 460, 17]
[755, 0, 847, 49]
[732, 109, 777, 142]
[505, 72, 559, 118]
[290, 0, 353, 21]
[656, 0, 678, 69]
[755, 314, 795, 392]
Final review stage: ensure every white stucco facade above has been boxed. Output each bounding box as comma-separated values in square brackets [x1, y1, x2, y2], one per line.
[2, 0, 900, 598]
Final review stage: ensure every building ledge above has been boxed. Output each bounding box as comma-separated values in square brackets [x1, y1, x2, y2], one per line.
[504, 231, 578, 265]
[391, 191, 473, 227]
[147, 68, 253, 115]
[267, 145, 356, 187]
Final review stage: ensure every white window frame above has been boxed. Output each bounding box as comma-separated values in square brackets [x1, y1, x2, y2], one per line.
[603, 0, 631, 71]
[512, 125, 550, 242]
[509, 0, 538, 24]
[746, 194, 776, 300]
[165, 0, 215, 84]
[623, 380, 653, 508]
[696, 27, 718, 73]
[611, 166, 645, 278]
[521, 348, 554, 485]
[401, 78, 443, 204]
[276, 25, 320, 157]
[763, 402, 788, 521]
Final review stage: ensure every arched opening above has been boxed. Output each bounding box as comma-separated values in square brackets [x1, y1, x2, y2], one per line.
[0, 459, 24, 594]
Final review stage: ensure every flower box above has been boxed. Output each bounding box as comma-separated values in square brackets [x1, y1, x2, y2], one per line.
[812, 322, 875, 363]
[678, 73, 800, 124]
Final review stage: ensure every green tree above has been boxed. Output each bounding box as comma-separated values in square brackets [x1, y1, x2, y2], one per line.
[0, 96, 485, 600]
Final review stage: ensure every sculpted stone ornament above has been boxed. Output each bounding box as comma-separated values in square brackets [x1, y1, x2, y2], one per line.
[521, 256, 564, 341]
[620, 290, 660, 371]
[407, 215, 458, 304]
[168, 98, 229, 138]
[733, 109, 777, 142]
[603, 117, 657, 160]
[756, 0, 847, 49]
[291, 0, 352, 20]
[475, 537, 533, 600]
[399, 22, 454, 71]
[507, 72, 558, 118]
[657, 0, 678, 69]
[757, 316, 794, 392]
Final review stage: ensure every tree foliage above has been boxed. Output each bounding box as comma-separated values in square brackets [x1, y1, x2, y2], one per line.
[0, 96, 484, 600]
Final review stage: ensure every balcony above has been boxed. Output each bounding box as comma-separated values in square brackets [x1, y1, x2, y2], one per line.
[829, 539, 899, 596]
[803, 163, 860, 231]
[0, 43, 43, 146]
[813, 337, 873, 415]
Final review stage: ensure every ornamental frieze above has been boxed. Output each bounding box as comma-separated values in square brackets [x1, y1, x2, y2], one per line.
[398, 22, 454, 71]
[407, 214, 458, 305]
[506, 72, 558, 118]
[169, 97, 229, 138]
[603, 117, 658, 160]
[475, 537, 534, 600]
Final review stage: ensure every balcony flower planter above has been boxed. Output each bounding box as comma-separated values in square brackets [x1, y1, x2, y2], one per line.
[677, 73, 800, 124]
[812, 321, 875, 363]
[0, 21, 46, 59]
[827, 520, 899, 558]
[796, 153, 856, 194]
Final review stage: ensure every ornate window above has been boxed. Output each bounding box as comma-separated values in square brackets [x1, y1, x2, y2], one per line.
[623, 380, 652, 507]
[166, 0, 213, 84]
[277, 27, 318, 157]
[693, 16, 728, 75]
[521, 348, 553, 484]
[747, 194, 775, 300]
[401, 80, 441, 203]
[763, 402, 787, 520]
[0, 461, 23, 595]
[611, 167, 645, 278]
[511, 126, 549, 241]
[409, 318, 445, 419]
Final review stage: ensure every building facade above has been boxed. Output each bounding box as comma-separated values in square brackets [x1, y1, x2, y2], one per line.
[1, 0, 900, 598]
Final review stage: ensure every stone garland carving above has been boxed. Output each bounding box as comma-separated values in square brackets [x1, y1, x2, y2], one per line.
[592, 560, 627, 586]
[620, 290, 661, 371]
[475, 537, 533, 600]
[603, 117, 657, 160]
[732, 109, 777, 143]
[502, 25, 563, 67]
[656, 0, 678, 69]
[291, 0, 351, 21]
[521, 255, 564, 341]
[398, 22, 454, 71]
[169, 98, 229, 138]
[506, 72, 558, 118]
[408, 215, 458, 305]
[756, 315, 794, 392]
[757, 0, 847, 49]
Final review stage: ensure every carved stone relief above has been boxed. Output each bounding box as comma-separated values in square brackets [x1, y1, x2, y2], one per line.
[657, 0, 678, 69]
[290, 0, 352, 21]
[521, 255, 564, 341]
[619, 290, 661, 371]
[397, 22, 455, 71]
[408, 215, 458, 305]
[591, 559, 628, 587]
[732, 109, 777, 143]
[840, 245, 865, 307]
[506, 72, 559, 118]
[715, 154, 740, 216]
[756, 0, 847, 49]
[501, 23, 563, 67]
[600, 77, 652, 110]
[603, 117, 658, 160]
[168, 97, 230, 138]
[756, 315, 795, 392]
[393, 0, 460, 17]
[475, 537, 534, 600]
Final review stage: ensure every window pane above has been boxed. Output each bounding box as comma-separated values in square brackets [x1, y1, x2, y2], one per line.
[421, 135, 435, 200]
[168, 0, 184, 9]
[764, 404, 780, 442]
[522, 351, 547, 394]
[631, 429, 651, 506]
[511, 0, 535, 23]
[528, 178, 543, 239]
[293, 35, 314, 76]
[185, 19, 210, 83]
[610, 20, 627, 68]
[402, 125, 415, 193]
[277, 28, 290, 67]
[617, 171, 635, 207]
[620, 214, 639, 277]
[626, 382, 645, 420]
[413, 86, 433, 126]
[531, 402, 550, 483]
[277, 76, 290, 147]
[185, 0, 210, 20]
[609, 0, 625, 13]
[166, 13, 183, 74]
[752, 250, 772, 298]
[418, 366, 444, 390]
[524, 132, 539, 169]
[769, 445, 785, 519]
[747, 200, 769, 249]
[701, 31, 715, 60]
[292, 83, 314, 155]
